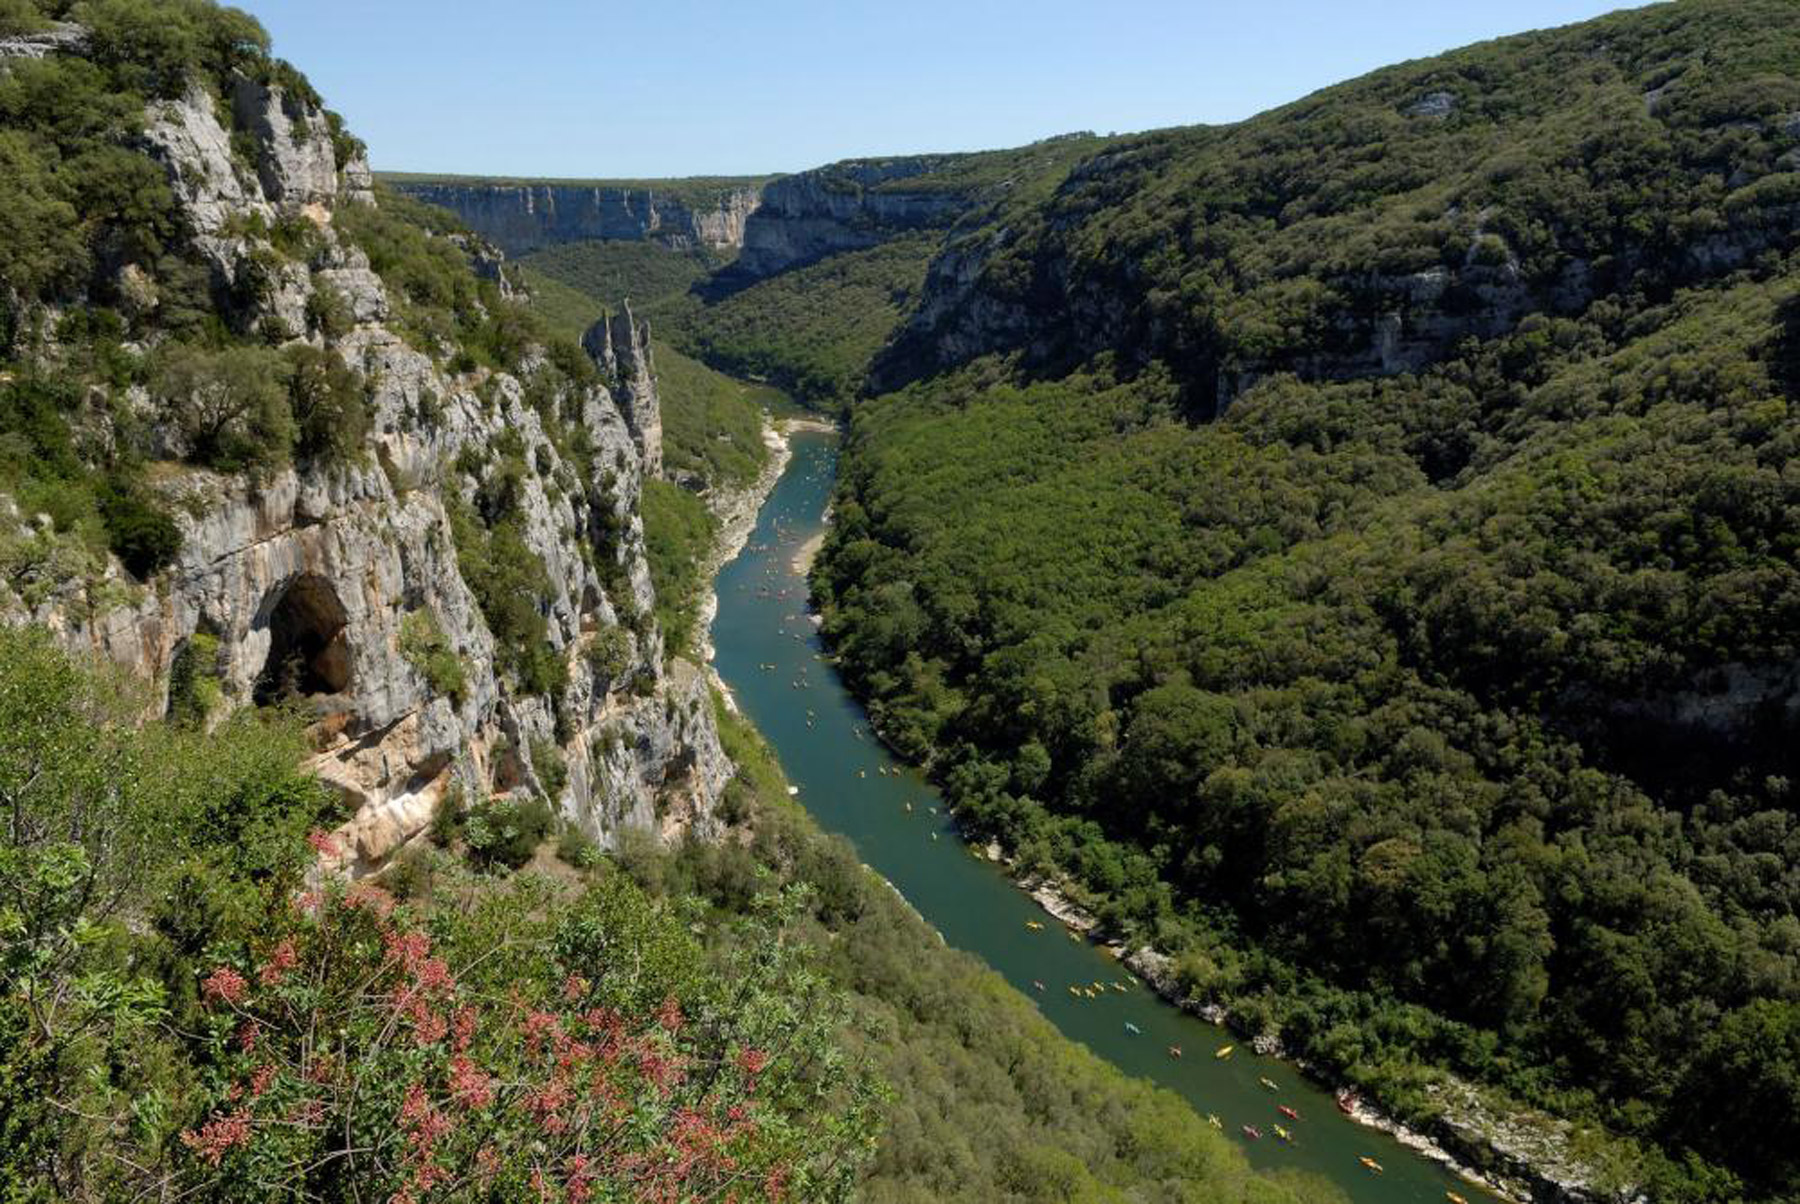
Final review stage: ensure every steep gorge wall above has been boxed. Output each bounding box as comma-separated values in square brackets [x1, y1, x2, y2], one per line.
[387, 180, 763, 257]
[395, 157, 982, 280]
[6, 70, 730, 876]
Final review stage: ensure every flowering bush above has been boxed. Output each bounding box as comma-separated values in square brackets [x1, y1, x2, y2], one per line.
[170, 869, 881, 1202]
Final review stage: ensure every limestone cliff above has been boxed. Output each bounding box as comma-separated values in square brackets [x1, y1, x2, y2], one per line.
[581, 302, 664, 480]
[725, 158, 972, 278]
[386, 178, 765, 258]
[4, 73, 729, 875]
[396, 156, 985, 281]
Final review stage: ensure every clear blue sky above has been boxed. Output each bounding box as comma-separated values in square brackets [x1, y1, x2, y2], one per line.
[239, 0, 1653, 179]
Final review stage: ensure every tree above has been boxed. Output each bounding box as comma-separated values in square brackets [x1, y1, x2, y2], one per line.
[152, 344, 294, 474]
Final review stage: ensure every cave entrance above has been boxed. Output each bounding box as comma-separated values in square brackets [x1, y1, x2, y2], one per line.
[253, 574, 351, 706]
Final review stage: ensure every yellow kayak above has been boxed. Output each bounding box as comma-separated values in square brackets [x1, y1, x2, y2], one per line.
[1273, 1124, 1292, 1142]
[1215, 1045, 1235, 1060]
[1207, 1114, 1222, 1129]
[1447, 1194, 1469, 1204]
[1025, 921, 1044, 931]
[1359, 1157, 1384, 1174]
[1259, 1077, 1279, 1091]
[1068, 986, 1082, 997]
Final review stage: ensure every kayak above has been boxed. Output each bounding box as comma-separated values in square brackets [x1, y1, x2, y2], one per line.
[1336, 1093, 1358, 1115]
[1208, 1114, 1222, 1129]
[1215, 1045, 1235, 1059]
[1259, 1077, 1279, 1091]
[1242, 1126, 1262, 1140]
[1278, 1105, 1300, 1120]
[1359, 1157, 1384, 1174]
[1032, 981, 1045, 992]
[1447, 1195, 1470, 1204]
[1124, 1022, 1141, 1035]
[1168, 1046, 1183, 1059]
[1025, 921, 1043, 931]
[1273, 1124, 1292, 1142]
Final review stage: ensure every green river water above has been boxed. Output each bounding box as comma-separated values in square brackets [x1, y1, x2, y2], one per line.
[711, 430, 1501, 1204]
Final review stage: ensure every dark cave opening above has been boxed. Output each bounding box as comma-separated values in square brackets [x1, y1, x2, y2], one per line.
[252, 574, 351, 706]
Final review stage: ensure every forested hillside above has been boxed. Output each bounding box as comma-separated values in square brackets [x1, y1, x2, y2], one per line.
[0, 4, 1364, 1201]
[811, 2, 1800, 1200]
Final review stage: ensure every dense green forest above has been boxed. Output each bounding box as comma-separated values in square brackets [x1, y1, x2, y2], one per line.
[523, 236, 940, 410]
[805, 3, 1800, 1200]
[0, 4, 1353, 1201]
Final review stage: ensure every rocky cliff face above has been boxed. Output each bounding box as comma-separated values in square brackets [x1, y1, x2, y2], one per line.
[399, 157, 983, 281]
[581, 302, 664, 480]
[388, 180, 763, 258]
[6, 75, 729, 876]
[726, 159, 971, 278]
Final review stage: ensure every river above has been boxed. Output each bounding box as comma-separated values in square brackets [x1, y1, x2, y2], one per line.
[710, 429, 1499, 1204]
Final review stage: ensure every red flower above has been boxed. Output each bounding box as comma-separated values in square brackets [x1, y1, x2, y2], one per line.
[201, 966, 248, 1007]
[179, 1109, 252, 1166]
[522, 1007, 560, 1052]
[345, 882, 396, 917]
[249, 1064, 276, 1097]
[237, 1020, 260, 1052]
[452, 1004, 479, 1053]
[306, 828, 340, 856]
[384, 927, 433, 971]
[448, 1055, 494, 1110]
[259, 937, 298, 986]
[656, 994, 683, 1033]
[417, 956, 455, 997]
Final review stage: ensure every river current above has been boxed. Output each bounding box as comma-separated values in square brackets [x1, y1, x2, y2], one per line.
[710, 430, 1500, 1204]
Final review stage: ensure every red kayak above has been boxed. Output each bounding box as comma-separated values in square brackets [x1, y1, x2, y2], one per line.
[1278, 1105, 1301, 1121]
[1336, 1093, 1358, 1116]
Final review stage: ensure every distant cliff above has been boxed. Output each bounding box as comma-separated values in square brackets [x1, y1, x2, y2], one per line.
[726, 158, 974, 278]
[390, 155, 1009, 280]
[384, 176, 766, 257]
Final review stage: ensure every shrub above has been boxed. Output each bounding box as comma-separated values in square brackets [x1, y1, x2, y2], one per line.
[303, 280, 353, 339]
[285, 344, 368, 464]
[166, 630, 222, 725]
[461, 793, 553, 871]
[150, 342, 294, 474]
[584, 623, 632, 688]
[529, 736, 567, 801]
[97, 478, 181, 578]
[397, 608, 465, 705]
[429, 781, 465, 847]
[555, 825, 601, 869]
[0, 0, 47, 37]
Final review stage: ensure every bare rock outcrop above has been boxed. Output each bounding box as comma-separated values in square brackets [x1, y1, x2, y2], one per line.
[7, 67, 731, 877]
[582, 303, 664, 479]
[389, 180, 764, 257]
